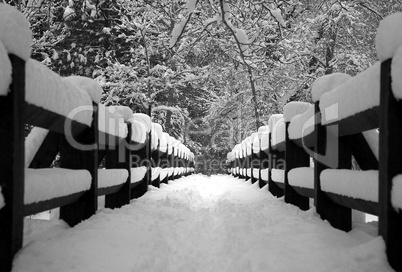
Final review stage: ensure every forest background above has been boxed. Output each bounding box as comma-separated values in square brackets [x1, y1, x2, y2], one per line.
[3, 0, 402, 174]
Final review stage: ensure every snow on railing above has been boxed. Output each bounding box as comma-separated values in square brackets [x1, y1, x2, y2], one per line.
[226, 11, 402, 272]
[0, 4, 195, 272]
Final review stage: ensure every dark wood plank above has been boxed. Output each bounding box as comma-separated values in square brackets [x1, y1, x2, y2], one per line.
[24, 191, 86, 216]
[378, 58, 402, 272]
[24, 102, 89, 136]
[292, 186, 315, 199]
[130, 178, 143, 188]
[29, 131, 60, 168]
[0, 54, 25, 272]
[273, 181, 285, 190]
[292, 128, 316, 149]
[97, 183, 125, 197]
[272, 141, 285, 152]
[98, 130, 126, 150]
[325, 192, 379, 216]
[324, 106, 379, 137]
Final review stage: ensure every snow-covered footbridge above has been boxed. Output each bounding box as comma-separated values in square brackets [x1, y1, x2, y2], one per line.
[1, 3, 402, 272]
[11, 175, 392, 272]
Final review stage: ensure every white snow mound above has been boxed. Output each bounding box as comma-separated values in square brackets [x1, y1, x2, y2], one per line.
[63, 76, 103, 104]
[0, 3, 32, 60]
[24, 168, 91, 204]
[25, 127, 49, 167]
[283, 101, 312, 122]
[312, 73, 351, 102]
[391, 45, 402, 100]
[25, 59, 93, 126]
[376, 12, 402, 61]
[0, 41, 12, 96]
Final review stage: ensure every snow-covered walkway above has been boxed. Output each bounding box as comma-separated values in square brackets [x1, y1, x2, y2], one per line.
[13, 175, 393, 272]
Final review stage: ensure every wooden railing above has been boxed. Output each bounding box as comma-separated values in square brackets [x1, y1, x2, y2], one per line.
[0, 4, 195, 271]
[227, 13, 402, 271]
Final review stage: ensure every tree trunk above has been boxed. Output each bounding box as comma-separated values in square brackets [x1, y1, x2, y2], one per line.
[165, 91, 173, 133]
[325, 27, 337, 75]
[247, 66, 260, 130]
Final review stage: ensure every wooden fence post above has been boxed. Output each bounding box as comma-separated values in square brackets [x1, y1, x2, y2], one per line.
[240, 154, 245, 179]
[250, 143, 254, 183]
[131, 138, 149, 199]
[104, 123, 132, 209]
[146, 131, 152, 184]
[0, 54, 25, 272]
[151, 139, 161, 188]
[258, 148, 267, 189]
[314, 102, 351, 231]
[235, 155, 239, 178]
[59, 103, 98, 226]
[245, 152, 251, 182]
[379, 58, 402, 271]
[284, 122, 310, 210]
[268, 133, 284, 197]
[258, 131, 268, 188]
[169, 146, 175, 181]
[160, 145, 169, 184]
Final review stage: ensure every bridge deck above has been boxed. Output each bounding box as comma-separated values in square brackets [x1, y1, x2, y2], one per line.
[13, 175, 391, 272]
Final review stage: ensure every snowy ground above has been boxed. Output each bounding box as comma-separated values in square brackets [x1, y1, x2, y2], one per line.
[13, 175, 393, 272]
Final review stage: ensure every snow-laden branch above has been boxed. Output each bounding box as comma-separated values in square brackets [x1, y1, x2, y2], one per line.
[218, 0, 261, 130]
[358, 2, 383, 19]
[169, 0, 201, 49]
[279, 52, 326, 67]
[169, 15, 193, 48]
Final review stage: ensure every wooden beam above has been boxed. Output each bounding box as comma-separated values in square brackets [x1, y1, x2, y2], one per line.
[292, 128, 316, 149]
[24, 102, 89, 137]
[325, 192, 379, 216]
[326, 106, 379, 137]
[0, 54, 25, 272]
[29, 131, 60, 168]
[97, 184, 124, 197]
[24, 191, 86, 216]
[379, 58, 402, 272]
[292, 186, 314, 199]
